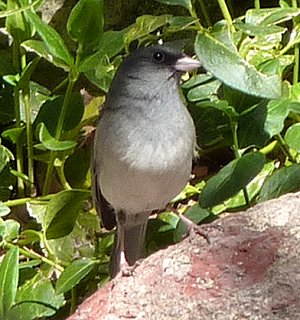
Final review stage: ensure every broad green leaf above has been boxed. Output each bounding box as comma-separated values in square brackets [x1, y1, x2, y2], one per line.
[67, 0, 104, 58]
[44, 189, 90, 239]
[64, 147, 91, 188]
[125, 15, 172, 44]
[182, 73, 214, 89]
[259, 164, 300, 202]
[238, 99, 290, 148]
[38, 123, 77, 151]
[34, 93, 84, 136]
[3, 219, 20, 242]
[1, 127, 25, 144]
[189, 102, 230, 146]
[245, 8, 300, 26]
[195, 27, 281, 99]
[56, 259, 97, 294]
[234, 21, 286, 37]
[6, 0, 33, 41]
[8, 273, 64, 320]
[187, 79, 221, 102]
[0, 202, 10, 217]
[212, 161, 276, 214]
[155, 0, 192, 10]
[199, 152, 266, 208]
[24, 10, 73, 67]
[284, 123, 300, 152]
[79, 30, 125, 72]
[84, 55, 122, 92]
[22, 40, 69, 70]
[0, 247, 19, 317]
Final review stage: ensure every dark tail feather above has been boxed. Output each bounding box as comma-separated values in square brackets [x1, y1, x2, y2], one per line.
[110, 222, 148, 278]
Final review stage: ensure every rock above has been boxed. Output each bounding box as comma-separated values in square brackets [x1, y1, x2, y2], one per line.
[67, 192, 300, 320]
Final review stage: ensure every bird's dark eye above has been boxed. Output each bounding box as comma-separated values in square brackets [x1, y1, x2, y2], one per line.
[153, 51, 165, 63]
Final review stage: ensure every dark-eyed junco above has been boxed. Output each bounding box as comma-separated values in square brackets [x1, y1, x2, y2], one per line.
[92, 45, 200, 277]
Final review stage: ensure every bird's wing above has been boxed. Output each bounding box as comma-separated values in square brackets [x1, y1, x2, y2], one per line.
[92, 160, 116, 230]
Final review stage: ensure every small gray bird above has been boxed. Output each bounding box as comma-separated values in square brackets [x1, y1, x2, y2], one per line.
[92, 45, 200, 277]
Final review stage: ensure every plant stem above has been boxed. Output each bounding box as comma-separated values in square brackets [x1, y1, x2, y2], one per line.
[293, 45, 299, 84]
[216, 0, 235, 33]
[275, 134, 296, 163]
[230, 118, 250, 206]
[254, 0, 260, 9]
[189, 1, 203, 30]
[4, 242, 64, 272]
[42, 75, 77, 195]
[23, 86, 35, 195]
[12, 40, 24, 197]
[198, 0, 212, 27]
[292, 0, 299, 84]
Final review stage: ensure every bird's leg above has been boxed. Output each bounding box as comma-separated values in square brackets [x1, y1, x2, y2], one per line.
[115, 211, 139, 277]
[165, 204, 211, 243]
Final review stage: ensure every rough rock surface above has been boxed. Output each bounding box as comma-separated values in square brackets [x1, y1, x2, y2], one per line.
[68, 192, 300, 320]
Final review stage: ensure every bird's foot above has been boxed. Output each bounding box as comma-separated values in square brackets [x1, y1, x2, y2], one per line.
[119, 251, 141, 277]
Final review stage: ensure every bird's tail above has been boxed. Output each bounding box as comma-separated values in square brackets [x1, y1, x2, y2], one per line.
[110, 222, 148, 278]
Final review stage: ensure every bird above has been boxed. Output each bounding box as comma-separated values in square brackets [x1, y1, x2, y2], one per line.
[92, 45, 201, 277]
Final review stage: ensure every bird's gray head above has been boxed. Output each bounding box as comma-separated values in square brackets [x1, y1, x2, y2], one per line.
[115, 45, 201, 83]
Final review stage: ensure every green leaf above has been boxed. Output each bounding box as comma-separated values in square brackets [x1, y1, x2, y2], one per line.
[3, 219, 20, 242]
[0, 202, 10, 217]
[0, 247, 19, 317]
[0, 145, 10, 174]
[24, 10, 73, 68]
[79, 30, 125, 72]
[187, 79, 221, 102]
[234, 21, 286, 37]
[2, 127, 25, 144]
[259, 164, 300, 202]
[67, 0, 104, 58]
[34, 94, 84, 136]
[155, 0, 192, 10]
[21, 40, 69, 70]
[64, 147, 91, 188]
[212, 161, 276, 214]
[38, 123, 77, 151]
[56, 259, 97, 294]
[238, 99, 291, 148]
[195, 26, 281, 99]
[284, 123, 300, 152]
[125, 14, 172, 44]
[44, 189, 90, 239]
[8, 273, 65, 320]
[245, 7, 300, 26]
[6, 0, 33, 42]
[17, 57, 40, 90]
[199, 152, 266, 208]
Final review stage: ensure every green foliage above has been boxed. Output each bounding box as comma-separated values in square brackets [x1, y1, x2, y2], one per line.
[1, 0, 300, 318]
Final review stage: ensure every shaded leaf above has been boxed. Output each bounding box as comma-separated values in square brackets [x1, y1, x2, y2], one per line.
[0, 247, 19, 318]
[24, 10, 73, 67]
[259, 164, 300, 202]
[8, 273, 64, 320]
[56, 259, 97, 294]
[67, 0, 104, 58]
[284, 123, 300, 152]
[44, 189, 90, 239]
[0, 202, 10, 217]
[38, 123, 77, 151]
[199, 152, 266, 208]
